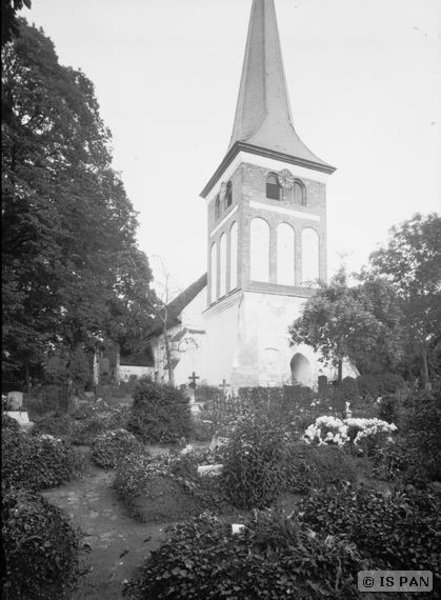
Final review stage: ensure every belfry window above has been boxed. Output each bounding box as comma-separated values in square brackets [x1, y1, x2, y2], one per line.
[266, 173, 281, 200]
[225, 181, 233, 207]
[294, 180, 306, 206]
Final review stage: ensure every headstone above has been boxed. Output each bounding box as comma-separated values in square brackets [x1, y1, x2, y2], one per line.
[190, 403, 202, 415]
[197, 464, 223, 477]
[7, 391, 23, 410]
[318, 375, 328, 399]
[6, 410, 33, 432]
[232, 524, 245, 535]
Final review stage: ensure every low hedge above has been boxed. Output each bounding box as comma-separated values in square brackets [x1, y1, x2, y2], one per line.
[2, 487, 82, 599]
[113, 447, 229, 522]
[123, 510, 364, 599]
[91, 428, 142, 469]
[284, 442, 357, 494]
[127, 379, 193, 444]
[2, 429, 85, 491]
[221, 415, 288, 509]
[31, 411, 73, 437]
[299, 483, 441, 592]
[2, 412, 21, 432]
[70, 405, 129, 445]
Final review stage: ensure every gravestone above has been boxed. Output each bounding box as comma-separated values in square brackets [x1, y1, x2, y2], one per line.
[6, 410, 34, 432]
[7, 391, 23, 410]
[318, 375, 328, 399]
[197, 464, 223, 477]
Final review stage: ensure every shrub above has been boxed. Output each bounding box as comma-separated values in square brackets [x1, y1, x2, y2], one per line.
[221, 415, 289, 509]
[91, 428, 142, 469]
[374, 385, 441, 486]
[2, 412, 21, 432]
[401, 386, 441, 483]
[191, 417, 216, 442]
[2, 487, 82, 599]
[123, 509, 364, 599]
[377, 394, 401, 424]
[113, 447, 229, 522]
[113, 452, 196, 522]
[70, 405, 129, 445]
[284, 442, 357, 494]
[31, 411, 73, 437]
[358, 373, 406, 401]
[329, 377, 359, 414]
[372, 440, 410, 482]
[127, 379, 193, 444]
[299, 483, 441, 591]
[2, 429, 85, 490]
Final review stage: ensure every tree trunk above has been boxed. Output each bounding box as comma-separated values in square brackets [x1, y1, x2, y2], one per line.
[163, 331, 174, 386]
[420, 344, 431, 391]
[337, 358, 343, 384]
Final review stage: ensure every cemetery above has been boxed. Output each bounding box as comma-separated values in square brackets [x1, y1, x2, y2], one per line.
[2, 0, 440, 598]
[2, 374, 441, 598]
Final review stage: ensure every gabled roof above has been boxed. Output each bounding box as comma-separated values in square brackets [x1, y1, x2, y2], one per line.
[146, 273, 207, 339]
[229, 0, 332, 169]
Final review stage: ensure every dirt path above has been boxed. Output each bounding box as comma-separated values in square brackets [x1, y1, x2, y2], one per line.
[41, 449, 170, 600]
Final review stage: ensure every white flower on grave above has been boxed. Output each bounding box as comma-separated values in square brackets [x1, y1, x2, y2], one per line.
[40, 434, 62, 443]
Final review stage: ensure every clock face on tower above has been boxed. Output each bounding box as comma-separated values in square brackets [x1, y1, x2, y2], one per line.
[278, 168, 295, 189]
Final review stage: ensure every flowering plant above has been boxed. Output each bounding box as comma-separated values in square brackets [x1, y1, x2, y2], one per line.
[303, 415, 397, 453]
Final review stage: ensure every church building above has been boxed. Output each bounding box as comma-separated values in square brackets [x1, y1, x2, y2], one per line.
[147, 0, 358, 390]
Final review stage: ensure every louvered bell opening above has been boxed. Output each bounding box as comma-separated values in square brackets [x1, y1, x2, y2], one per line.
[226, 182, 233, 207]
[266, 182, 280, 200]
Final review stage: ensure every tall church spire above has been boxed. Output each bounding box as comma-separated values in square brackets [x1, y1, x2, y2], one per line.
[229, 0, 331, 170]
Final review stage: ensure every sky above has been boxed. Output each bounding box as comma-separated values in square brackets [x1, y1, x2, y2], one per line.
[26, 0, 440, 292]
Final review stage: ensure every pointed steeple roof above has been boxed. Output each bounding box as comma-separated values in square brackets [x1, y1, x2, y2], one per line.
[228, 0, 332, 169]
[201, 0, 334, 199]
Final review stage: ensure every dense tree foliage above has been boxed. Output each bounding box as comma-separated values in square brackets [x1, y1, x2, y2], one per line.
[369, 213, 441, 388]
[2, 21, 156, 385]
[289, 269, 403, 382]
[1, 0, 31, 47]
[290, 214, 441, 387]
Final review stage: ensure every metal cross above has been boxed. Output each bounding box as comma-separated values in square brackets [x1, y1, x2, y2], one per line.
[188, 372, 200, 389]
[218, 379, 230, 396]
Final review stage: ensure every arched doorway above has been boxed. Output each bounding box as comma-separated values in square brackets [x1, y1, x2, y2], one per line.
[290, 353, 312, 387]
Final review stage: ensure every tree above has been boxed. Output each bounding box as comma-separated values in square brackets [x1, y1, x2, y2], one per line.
[2, 21, 156, 385]
[146, 257, 182, 386]
[1, 0, 31, 47]
[369, 213, 441, 389]
[288, 269, 403, 382]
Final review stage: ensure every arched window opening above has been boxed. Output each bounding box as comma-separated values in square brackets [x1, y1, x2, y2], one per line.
[302, 227, 319, 284]
[219, 233, 227, 298]
[229, 221, 238, 291]
[225, 181, 233, 207]
[215, 195, 221, 220]
[293, 180, 306, 206]
[277, 223, 295, 285]
[266, 173, 281, 201]
[210, 242, 217, 301]
[290, 353, 313, 387]
[250, 217, 270, 282]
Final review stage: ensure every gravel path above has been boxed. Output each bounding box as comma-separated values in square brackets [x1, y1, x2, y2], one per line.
[41, 450, 169, 599]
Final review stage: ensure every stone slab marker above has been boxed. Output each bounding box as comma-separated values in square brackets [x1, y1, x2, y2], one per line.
[7, 391, 23, 410]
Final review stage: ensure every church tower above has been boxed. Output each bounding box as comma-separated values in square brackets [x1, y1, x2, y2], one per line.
[201, 0, 336, 389]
